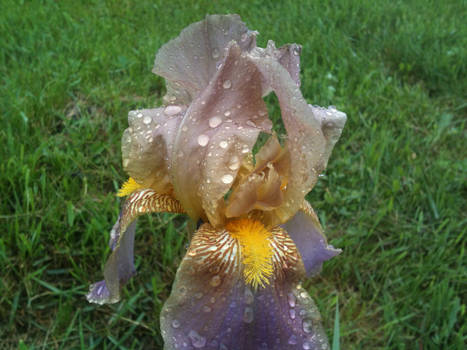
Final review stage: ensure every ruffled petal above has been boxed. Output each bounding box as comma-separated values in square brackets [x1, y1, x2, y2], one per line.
[153, 14, 257, 105]
[121, 107, 185, 194]
[170, 42, 272, 226]
[282, 201, 341, 276]
[87, 190, 184, 304]
[160, 224, 330, 349]
[248, 50, 347, 225]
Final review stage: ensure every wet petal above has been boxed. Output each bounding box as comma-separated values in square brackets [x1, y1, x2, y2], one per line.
[87, 190, 184, 304]
[283, 201, 341, 276]
[153, 14, 257, 105]
[160, 225, 330, 349]
[170, 42, 272, 226]
[121, 107, 185, 194]
[248, 52, 347, 225]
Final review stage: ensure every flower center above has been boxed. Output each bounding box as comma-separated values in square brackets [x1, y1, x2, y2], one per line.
[226, 218, 274, 289]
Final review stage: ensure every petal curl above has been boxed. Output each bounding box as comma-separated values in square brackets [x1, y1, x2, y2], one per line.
[248, 51, 347, 225]
[153, 14, 257, 105]
[170, 42, 272, 226]
[87, 190, 184, 304]
[160, 225, 330, 349]
[282, 201, 341, 276]
[121, 107, 185, 194]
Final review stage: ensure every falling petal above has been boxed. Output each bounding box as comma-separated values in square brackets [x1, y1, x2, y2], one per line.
[160, 224, 330, 349]
[87, 190, 184, 304]
[153, 14, 257, 105]
[170, 42, 272, 226]
[282, 201, 341, 276]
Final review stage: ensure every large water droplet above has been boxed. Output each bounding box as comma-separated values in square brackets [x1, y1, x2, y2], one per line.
[164, 105, 182, 116]
[198, 134, 209, 147]
[221, 174, 234, 184]
[143, 115, 152, 125]
[243, 307, 254, 323]
[210, 275, 221, 287]
[209, 116, 222, 128]
[188, 330, 206, 348]
[222, 80, 232, 89]
[288, 293, 296, 308]
[171, 319, 180, 328]
[302, 318, 313, 333]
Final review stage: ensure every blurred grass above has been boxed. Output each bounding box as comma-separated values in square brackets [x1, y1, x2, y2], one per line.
[0, 0, 465, 349]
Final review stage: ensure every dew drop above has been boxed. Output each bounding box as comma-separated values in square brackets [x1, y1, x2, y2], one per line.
[137, 112, 143, 118]
[221, 174, 234, 184]
[302, 318, 313, 333]
[164, 105, 182, 116]
[222, 80, 232, 89]
[224, 110, 231, 117]
[143, 116, 152, 124]
[243, 307, 254, 323]
[288, 293, 296, 308]
[210, 275, 221, 287]
[288, 335, 298, 345]
[188, 330, 206, 348]
[246, 120, 256, 128]
[171, 319, 180, 328]
[202, 305, 212, 313]
[228, 156, 240, 170]
[209, 116, 222, 128]
[198, 134, 210, 147]
[212, 48, 220, 59]
[219, 141, 228, 149]
[303, 341, 312, 349]
[289, 309, 296, 320]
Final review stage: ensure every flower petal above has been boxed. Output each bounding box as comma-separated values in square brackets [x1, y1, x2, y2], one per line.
[170, 42, 272, 226]
[160, 225, 330, 349]
[282, 201, 341, 276]
[121, 107, 185, 194]
[87, 190, 184, 304]
[248, 52, 347, 225]
[153, 14, 257, 105]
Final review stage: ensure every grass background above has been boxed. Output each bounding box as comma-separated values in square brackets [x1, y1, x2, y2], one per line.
[1, 0, 465, 349]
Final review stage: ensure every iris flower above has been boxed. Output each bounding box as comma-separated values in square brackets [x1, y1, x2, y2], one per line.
[87, 15, 346, 350]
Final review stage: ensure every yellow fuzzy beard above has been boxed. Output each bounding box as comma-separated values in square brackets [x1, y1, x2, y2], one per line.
[117, 177, 144, 197]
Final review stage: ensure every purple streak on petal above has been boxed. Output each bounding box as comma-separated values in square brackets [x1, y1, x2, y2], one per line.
[283, 210, 341, 276]
[86, 280, 110, 305]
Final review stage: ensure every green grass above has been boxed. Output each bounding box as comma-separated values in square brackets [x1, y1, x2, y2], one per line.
[1, 0, 465, 349]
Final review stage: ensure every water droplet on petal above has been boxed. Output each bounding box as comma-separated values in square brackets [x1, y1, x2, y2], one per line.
[224, 110, 231, 117]
[246, 120, 256, 128]
[171, 319, 180, 328]
[289, 309, 296, 319]
[198, 134, 209, 147]
[228, 156, 240, 170]
[219, 141, 228, 149]
[243, 307, 254, 323]
[164, 105, 182, 115]
[303, 341, 312, 349]
[302, 318, 313, 333]
[221, 174, 234, 184]
[288, 335, 298, 345]
[210, 275, 221, 287]
[202, 305, 212, 313]
[209, 116, 222, 128]
[212, 48, 220, 59]
[188, 330, 206, 348]
[288, 293, 296, 307]
[143, 116, 152, 124]
[222, 80, 232, 89]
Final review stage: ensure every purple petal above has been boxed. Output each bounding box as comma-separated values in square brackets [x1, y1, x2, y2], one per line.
[283, 203, 341, 276]
[170, 42, 272, 226]
[153, 14, 257, 105]
[160, 224, 330, 349]
[86, 280, 111, 305]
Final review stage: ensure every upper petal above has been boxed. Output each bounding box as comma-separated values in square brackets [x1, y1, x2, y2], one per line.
[121, 107, 185, 194]
[153, 14, 257, 105]
[170, 42, 272, 226]
[160, 224, 330, 349]
[282, 201, 341, 276]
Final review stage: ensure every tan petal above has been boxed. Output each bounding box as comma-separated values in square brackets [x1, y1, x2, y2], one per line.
[153, 14, 257, 105]
[121, 107, 185, 194]
[170, 42, 272, 226]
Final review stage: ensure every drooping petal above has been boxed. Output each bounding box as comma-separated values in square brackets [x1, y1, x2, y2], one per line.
[121, 107, 185, 194]
[160, 224, 330, 349]
[153, 14, 257, 105]
[282, 201, 341, 276]
[247, 50, 347, 226]
[170, 42, 272, 226]
[87, 190, 184, 304]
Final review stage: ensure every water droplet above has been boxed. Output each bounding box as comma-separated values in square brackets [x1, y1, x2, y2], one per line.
[293, 46, 301, 56]
[228, 156, 240, 170]
[302, 318, 313, 333]
[198, 134, 209, 147]
[171, 319, 180, 328]
[212, 48, 220, 59]
[188, 330, 206, 348]
[289, 309, 296, 320]
[241, 147, 249, 154]
[224, 110, 231, 117]
[222, 80, 232, 89]
[288, 335, 298, 345]
[209, 116, 222, 128]
[300, 291, 308, 299]
[246, 120, 256, 128]
[164, 105, 182, 116]
[202, 305, 212, 313]
[219, 141, 228, 149]
[137, 112, 143, 118]
[244, 287, 254, 305]
[221, 174, 234, 184]
[303, 341, 312, 349]
[143, 116, 152, 124]
[210, 275, 221, 287]
[243, 307, 254, 323]
[288, 293, 296, 307]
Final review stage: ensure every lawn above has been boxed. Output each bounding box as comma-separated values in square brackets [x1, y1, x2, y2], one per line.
[0, 0, 465, 349]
